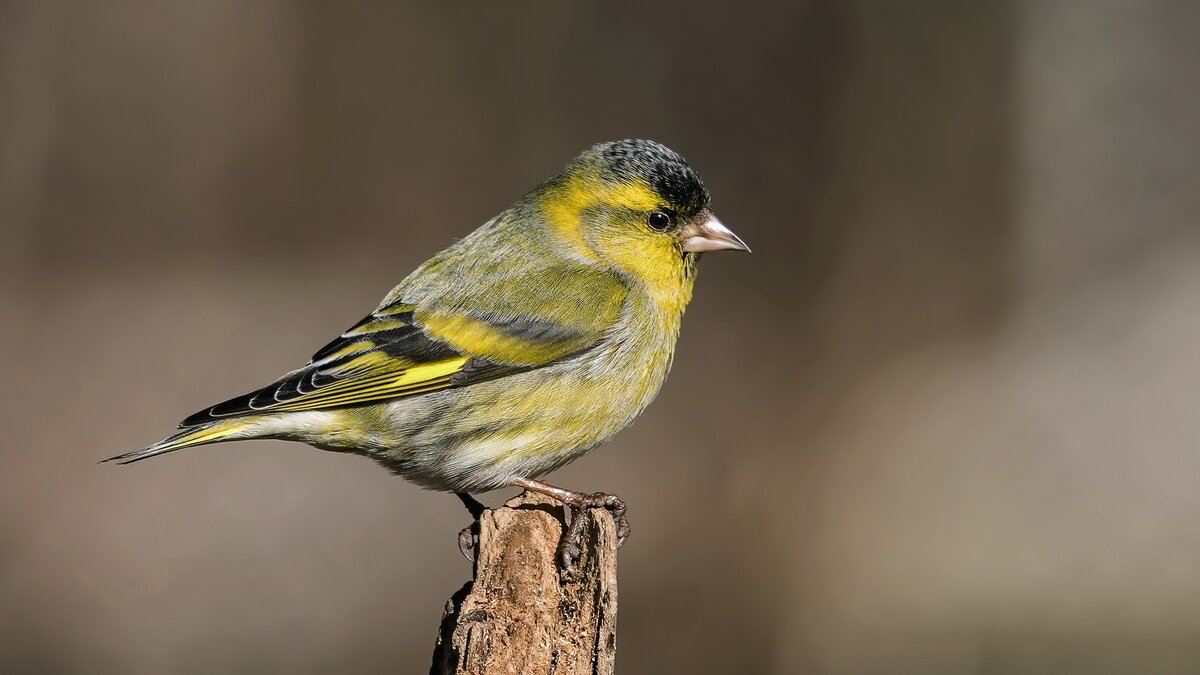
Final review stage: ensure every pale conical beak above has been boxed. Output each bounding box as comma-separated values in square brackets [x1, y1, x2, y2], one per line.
[680, 215, 751, 253]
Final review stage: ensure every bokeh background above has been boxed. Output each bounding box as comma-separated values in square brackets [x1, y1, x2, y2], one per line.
[3, 1, 1200, 673]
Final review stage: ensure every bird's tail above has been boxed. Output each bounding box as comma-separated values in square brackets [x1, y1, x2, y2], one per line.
[103, 420, 253, 465]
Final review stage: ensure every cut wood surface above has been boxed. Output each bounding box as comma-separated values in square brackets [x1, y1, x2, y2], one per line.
[431, 491, 619, 675]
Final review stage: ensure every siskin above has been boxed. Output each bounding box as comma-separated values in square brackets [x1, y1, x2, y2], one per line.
[107, 139, 749, 571]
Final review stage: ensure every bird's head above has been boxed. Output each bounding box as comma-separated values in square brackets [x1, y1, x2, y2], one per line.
[536, 140, 748, 295]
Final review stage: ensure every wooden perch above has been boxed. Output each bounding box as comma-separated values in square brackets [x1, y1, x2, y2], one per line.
[431, 491, 619, 675]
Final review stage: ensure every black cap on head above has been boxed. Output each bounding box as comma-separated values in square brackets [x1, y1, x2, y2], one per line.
[585, 139, 711, 217]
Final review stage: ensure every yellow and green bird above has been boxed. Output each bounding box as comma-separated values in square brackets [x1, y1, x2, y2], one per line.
[107, 139, 748, 570]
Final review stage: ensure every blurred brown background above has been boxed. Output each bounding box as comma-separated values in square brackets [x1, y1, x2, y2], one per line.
[3, 1, 1200, 673]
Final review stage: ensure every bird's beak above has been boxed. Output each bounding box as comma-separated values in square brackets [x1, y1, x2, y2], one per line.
[679, 214, 751, 253]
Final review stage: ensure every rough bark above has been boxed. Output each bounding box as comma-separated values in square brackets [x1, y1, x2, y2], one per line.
[431, 491, 619, 675]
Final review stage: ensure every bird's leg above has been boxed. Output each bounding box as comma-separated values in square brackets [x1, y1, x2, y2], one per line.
[512, 477, 631, 575]
[455, 492, 486, 563]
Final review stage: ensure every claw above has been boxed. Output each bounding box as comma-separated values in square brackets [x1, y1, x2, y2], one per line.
[512, 477, 631, 578]
[557, 512, 585, 576]
[454, 492, 485, 564]
[614, 515, 631, 548]
[457, 522, 478, 563]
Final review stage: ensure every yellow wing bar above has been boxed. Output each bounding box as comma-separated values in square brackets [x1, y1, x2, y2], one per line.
[269, 355, 470, 412]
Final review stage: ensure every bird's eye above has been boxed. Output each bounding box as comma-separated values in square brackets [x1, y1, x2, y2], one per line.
[646, 211, 672, 231]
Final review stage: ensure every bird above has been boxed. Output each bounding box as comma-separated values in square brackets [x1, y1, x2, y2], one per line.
[106, 139, 749, 572]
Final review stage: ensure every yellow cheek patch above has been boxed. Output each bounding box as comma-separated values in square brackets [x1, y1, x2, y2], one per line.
[538, 172, 693, 312]
[601, 232, 694, 312]
[540, 174, 661, 261]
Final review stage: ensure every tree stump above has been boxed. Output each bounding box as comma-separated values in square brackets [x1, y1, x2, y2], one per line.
[430, 491, 619, 675]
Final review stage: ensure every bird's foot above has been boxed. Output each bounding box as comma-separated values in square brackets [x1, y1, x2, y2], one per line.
[559, 493, 630, 579]
[457, 522, 479, 563]
[512, 478, 630, 578]
[455, 492, 486, 563]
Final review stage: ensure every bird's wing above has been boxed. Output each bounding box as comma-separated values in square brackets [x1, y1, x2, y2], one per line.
[179, 267, 628, 427]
